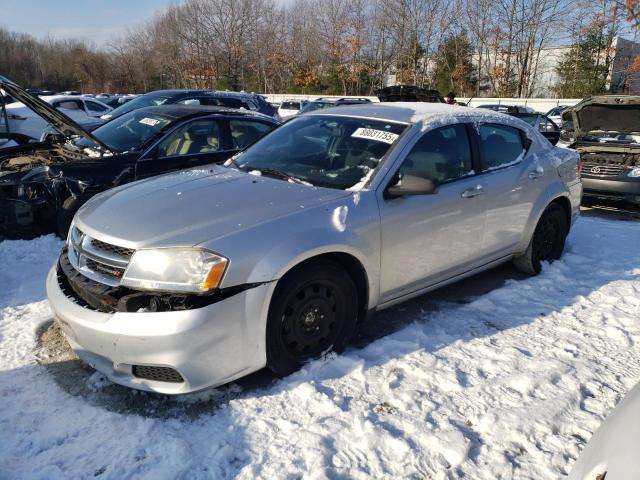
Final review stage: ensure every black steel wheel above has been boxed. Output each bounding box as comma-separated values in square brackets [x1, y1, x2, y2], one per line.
[266, 261, 358, 376]
[514, 203, 568, 274]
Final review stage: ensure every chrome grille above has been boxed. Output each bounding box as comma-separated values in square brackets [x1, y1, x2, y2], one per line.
[68, 226, 134, 286]
[581, 161, 626, 177]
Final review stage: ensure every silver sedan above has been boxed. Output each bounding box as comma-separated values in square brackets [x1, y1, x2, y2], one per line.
[46, 103, 582, 394]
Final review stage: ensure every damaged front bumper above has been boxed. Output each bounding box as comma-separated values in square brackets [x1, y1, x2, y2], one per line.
[46, 257, 274, 394]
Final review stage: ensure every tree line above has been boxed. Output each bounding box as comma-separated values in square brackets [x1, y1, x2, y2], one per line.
[0, 0, 637, 98]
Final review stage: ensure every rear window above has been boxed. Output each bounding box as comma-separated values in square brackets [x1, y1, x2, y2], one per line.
[281, 101, 300, 110]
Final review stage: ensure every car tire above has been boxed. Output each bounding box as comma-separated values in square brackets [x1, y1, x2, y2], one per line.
[514, 203, 568, 275]
[55, 196, 84, 238]
[266, 260, 358, 376]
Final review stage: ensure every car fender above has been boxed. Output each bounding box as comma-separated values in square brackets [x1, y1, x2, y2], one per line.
[515, 180, 573, 255]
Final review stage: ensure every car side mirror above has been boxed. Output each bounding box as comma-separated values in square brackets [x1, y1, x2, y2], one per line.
[387, 174, 439, 197]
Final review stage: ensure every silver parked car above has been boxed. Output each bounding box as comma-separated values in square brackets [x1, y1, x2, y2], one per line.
[46, 103, 582, 394]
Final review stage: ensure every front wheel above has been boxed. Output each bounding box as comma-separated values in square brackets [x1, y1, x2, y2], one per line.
[514, 203, 568, 275]
[266, 261, 358, 376]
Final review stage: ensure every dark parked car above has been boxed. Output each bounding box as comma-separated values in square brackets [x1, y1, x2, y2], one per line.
[505, 112, 560, 145]
[298, 97, 372, 114]
[101, 89, 279, 122]
[376, 85, 444, 103]
[0, 76, 278, 239]
[477, 104, 535, 113]
[565, 95, 640, 205]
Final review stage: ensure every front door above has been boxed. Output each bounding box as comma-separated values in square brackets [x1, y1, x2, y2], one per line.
[135, 118, 234, 179]
[378, 123, 488, 302]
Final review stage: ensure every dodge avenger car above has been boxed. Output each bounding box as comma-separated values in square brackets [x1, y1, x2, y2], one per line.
[46, 103, 582, 394]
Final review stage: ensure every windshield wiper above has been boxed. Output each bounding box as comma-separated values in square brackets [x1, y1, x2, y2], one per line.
[252, 167, 308, 185]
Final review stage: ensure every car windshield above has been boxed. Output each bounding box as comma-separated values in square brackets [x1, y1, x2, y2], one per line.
[229, 115, 407, 190]
[105, 94, 172, 118]
[299, 101, 335, 114]
[75, 110, 172, 153]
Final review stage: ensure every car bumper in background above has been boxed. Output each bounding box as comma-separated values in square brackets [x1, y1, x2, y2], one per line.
[582, 176, 640, 204]
[46, 264, 272, 394]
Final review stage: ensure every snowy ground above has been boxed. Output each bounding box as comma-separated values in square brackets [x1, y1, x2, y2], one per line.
[1, 210, 640, 479]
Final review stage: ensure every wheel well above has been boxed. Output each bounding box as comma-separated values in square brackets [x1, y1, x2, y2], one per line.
[280, 253, 369, 323]
[550, 195, 571, 227]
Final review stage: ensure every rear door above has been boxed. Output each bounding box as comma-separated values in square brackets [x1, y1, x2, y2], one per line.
[378, 123, 488, 302]
[474, 122, 545, 257]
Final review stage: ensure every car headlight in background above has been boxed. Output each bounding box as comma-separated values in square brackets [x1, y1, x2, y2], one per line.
[627, 167, 640, 178]
[121, 248, 228, 293]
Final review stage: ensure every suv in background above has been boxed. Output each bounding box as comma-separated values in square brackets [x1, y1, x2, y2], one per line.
[376, 85, 444, 103]
[298, 97, 372, 115]
[278, 99, 308, 119]
[565, 95, 640, 205]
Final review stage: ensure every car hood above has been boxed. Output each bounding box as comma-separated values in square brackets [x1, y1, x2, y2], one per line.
[75, 165, 351, 248]
[571, 95, 640, 136]
[0, 75, 110, 151]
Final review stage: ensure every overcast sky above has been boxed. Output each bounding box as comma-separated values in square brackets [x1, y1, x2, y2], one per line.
[3, 0, 177, 46]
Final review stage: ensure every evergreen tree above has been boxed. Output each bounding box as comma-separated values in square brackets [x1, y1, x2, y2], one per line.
[554, 28, 614, 97]
[432, 32, 476, 97]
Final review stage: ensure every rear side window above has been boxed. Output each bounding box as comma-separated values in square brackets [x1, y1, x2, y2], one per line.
[399, 124, 473, 184]
[478, 124, 525, 171]
[230, 119, 274, 149]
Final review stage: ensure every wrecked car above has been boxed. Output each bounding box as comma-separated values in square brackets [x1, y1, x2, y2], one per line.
[0, 75, 277, 239]
[565, 95, 640, 205]
[47, 103, 581, 394]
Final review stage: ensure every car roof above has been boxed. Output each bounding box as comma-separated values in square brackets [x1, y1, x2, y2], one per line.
[130, 104, 274, 121]
[305, 102, 534, 129]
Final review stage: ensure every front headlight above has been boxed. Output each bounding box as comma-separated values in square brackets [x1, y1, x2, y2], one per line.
[121, 248, 228, 293]
[627, 167, 640, 178]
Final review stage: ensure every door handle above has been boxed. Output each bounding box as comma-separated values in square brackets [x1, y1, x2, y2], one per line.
[461, 185, 485, 198]
[528, 168, 544, 179]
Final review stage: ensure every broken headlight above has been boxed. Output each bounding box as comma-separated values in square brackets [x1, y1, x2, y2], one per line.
[121, 248, 228, 293]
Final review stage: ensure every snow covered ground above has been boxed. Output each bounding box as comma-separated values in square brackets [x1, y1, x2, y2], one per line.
[1, 214, 640, 479]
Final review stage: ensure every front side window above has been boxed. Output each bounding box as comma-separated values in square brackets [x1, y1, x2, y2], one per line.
[478, 123, 525, 171]
[399, 124, 473, 184]
[230, 119, 274, 149]
[157, 119, 222, 157]
[231, 115, 407, 190]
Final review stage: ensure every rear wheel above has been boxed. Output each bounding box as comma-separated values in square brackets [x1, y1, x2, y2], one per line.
[266, 261, 358, 376]
[514, 203, 568, 274]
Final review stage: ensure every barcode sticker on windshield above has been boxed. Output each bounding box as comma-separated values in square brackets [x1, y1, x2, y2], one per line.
[139, 117, 161, 126]
[351, 128, 399, 144]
